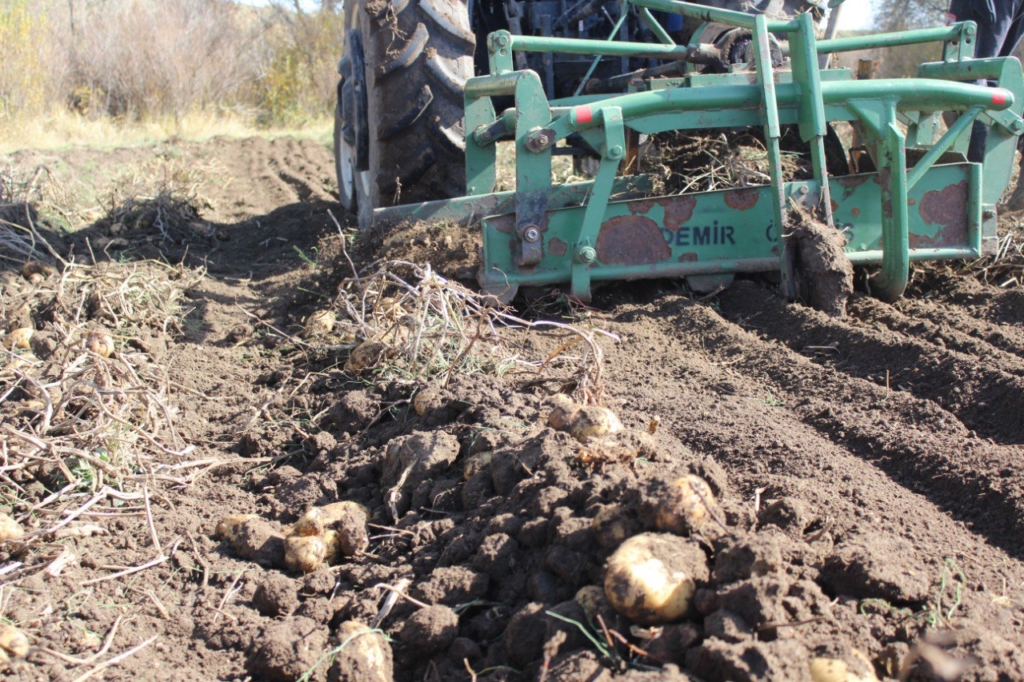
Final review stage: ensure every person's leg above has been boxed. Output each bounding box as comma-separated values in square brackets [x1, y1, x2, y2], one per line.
[959, 0, 1017, 161]
[995, 1, 1024, 207]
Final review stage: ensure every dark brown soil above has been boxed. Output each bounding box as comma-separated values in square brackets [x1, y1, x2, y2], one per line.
[2, 136, 1024, 682]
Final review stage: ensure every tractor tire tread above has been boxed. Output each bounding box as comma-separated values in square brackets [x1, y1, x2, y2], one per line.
[377, 22, 429, 78]
[358, 0, 472, 208]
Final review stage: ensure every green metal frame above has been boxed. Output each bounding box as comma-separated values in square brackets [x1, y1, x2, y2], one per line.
[371, 0, 1024, 303]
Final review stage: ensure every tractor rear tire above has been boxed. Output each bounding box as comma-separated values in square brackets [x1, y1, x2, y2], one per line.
[337, 0, 474, 227]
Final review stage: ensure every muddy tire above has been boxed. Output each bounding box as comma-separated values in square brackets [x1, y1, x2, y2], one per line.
[337, 0, 474, 227]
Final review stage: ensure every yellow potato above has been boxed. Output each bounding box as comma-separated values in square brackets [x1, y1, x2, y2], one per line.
[284, 533, 328, 574]
[0, 513, 24, 543]
[0, 623, 28, 658]
[7, 327, 33, 350]
[809, 656, 879, 682]
[292, 502, 370, 557]
[85, 332, 115, 358]
[304, 310, 336, 337]
[412, 387, 439, 416]
[591, 504, 637, 549]
[547, 394, 580, 431]
[333, 621, 393, 682]
[214, 514, 258, 543]
[345, 341, 387, 373]
[463, 451, 493, 481]
[21, 261, 55, 283]
[569, 405, 623, 442]
[575, 585, 610, 623]
[654, 475, 718, 536]
[604, 533, 709, 625]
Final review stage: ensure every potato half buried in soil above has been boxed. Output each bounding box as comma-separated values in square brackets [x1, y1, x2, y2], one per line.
[284, 534, 328, 574]
[7, 327, 33, 350]
[21, 261, 55, 284]
[332, 621, 393, 682]
[547, 393, 580, 431]
[0, 513, 24, 543]
[0, 623, 29, 658]
[304, 309, 336, 337]
[85, 331, 115, 358]
[654, 474, 719, 536]
[292, 502, 369, 555]
[569, 405, 623, 442]
[604, 533, 709, 625]
[345, 341, 388, 373]
[591, 504, 640, 549]
[285, 501, 370, 572]
[215, 514, 258, 543]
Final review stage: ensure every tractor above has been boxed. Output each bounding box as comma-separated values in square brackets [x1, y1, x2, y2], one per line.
[333, 0, 1024, 305]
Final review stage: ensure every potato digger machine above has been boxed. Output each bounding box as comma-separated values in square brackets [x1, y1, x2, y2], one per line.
[334, 0, 1024, 304]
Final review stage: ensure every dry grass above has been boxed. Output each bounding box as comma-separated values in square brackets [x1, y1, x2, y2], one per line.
[643, 131, 810, 195]
[0, 188, 214, 575]
[0, 108, 332, 155]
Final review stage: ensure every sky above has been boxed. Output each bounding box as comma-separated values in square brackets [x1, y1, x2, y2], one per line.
[836, 0, 878, 30]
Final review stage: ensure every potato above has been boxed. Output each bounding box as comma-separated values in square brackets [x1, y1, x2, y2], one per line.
[21, 261, 54, 283]
[463, 451, 493, 481]
[591, 504, 638, 549]
[604, 533, 709, 625]
[809, 656, 879, 682]
[333, 621, 393, 682]
[547, 394, 579, 431]
[294, 502, 368, 551]
[569, 405, 623, 442]
[85, 331, 115, 358]
[0, 513, 24, 543]
[0, 623, 29, 658]
[7, 327, 33, 350]
[575, 585, 616, 624]
[345, 341, 387, 373]
[284, 533, 328, 573]
[324, 529, 343, 565]
[654, 475, 719, 536]
[304, 310, 336, 337]
[214, 514, 258, 543]
[412, 386, 439, 417]
[0, 647, 9, 672]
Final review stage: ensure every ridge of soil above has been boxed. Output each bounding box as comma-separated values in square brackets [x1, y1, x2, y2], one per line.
[2, 136, 1024, 681]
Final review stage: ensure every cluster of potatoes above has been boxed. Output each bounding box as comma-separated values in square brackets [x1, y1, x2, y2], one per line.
[549, 395, 871, 680]
[216, 501, 369, 574]
[545, 395, 721, 626]
[301, 298, 409, 375]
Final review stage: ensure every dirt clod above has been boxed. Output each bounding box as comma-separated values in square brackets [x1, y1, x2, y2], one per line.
[819, 533, 932, 602]
[788, 207, 854, 317]
[247, 616, 330, 681]
[253, 572, 300, 617]
[399, 604, 458, 655]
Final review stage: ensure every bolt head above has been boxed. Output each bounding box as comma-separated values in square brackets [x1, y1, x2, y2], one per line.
[609, 145, 624, 159]
[577, 246, 597, 264]
[1013, 120, 1024, 133]
[523, 226, 541, 243]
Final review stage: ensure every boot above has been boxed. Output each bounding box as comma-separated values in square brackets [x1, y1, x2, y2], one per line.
[1007, 154, 1024, 212]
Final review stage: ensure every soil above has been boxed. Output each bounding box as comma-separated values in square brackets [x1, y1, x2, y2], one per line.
[2, 135, 1024, 682]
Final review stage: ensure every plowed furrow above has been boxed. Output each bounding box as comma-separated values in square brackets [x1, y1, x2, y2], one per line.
[718, 286, 1024, 445]
[860, 296, 1024, 378]
[895, 295, 1024, 365]
[602, 293, 1024, 608]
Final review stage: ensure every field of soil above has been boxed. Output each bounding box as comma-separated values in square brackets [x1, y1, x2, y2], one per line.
[3, 135, 1024, 681]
